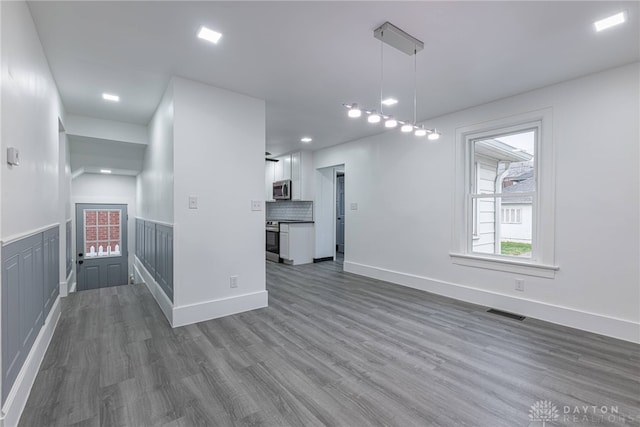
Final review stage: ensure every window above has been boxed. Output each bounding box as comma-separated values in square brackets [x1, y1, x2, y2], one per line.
[451, 109, 557, 278]
[502, 208, 522, 224]
[84, 209, 121, 257]
[471, 129, 534, 258]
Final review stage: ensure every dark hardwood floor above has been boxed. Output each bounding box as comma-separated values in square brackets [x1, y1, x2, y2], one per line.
[19, 260, 640, 426]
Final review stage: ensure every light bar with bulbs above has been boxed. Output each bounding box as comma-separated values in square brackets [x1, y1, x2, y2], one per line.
[343, 103, 440, 139]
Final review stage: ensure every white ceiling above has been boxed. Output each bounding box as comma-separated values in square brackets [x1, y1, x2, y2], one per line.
[28, 1, 639, 156]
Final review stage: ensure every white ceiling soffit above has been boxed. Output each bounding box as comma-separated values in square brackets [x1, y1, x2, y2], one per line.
[69, 136, 146, 176]
[28, 1, 640, 156]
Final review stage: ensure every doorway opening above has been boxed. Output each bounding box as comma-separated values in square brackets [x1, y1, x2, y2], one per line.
[75, 203, 128, 290]
[336, 172, 345, 262]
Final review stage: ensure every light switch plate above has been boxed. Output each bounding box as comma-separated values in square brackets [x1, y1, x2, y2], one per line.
[251, 200, 262, 211]
[350, 203, 358, 210]
[188, 196, 198, 209]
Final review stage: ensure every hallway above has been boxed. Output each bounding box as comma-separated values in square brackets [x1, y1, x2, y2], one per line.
[20, 261, 640, 426]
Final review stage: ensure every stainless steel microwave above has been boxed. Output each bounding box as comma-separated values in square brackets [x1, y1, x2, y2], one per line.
[273, 180, 291, 200]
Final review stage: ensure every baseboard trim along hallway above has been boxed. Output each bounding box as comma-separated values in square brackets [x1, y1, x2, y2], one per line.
[134, 260, 173, 325]
[135, 257, 268, 328]
[344, 260, 640, 343]
[172, 290, 269, 327]
[0, 297, 61, 427]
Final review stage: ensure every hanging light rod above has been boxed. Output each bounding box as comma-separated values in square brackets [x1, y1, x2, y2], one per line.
[373, 21, 424, 56]
[343, 21, 440, 140]
[342, 103, 440, 138]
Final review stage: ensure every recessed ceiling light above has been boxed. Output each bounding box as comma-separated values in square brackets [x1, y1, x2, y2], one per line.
[198, 26, 222, 44]
[102, 93, 119, 102]
[594, 11, 627, 32]
[100, 169, 112, 174]
[381, 98, 398, 106]
[300, 137, 312, 143]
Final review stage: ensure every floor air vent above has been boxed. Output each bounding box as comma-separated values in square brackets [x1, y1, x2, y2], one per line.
[487, 309, 526, 321]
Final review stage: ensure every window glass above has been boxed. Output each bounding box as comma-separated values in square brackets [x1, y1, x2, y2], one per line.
[84, 209, 121, 257]
[470, 130, 535, 258]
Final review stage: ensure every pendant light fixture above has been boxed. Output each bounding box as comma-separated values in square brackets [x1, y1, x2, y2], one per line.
[343, 21, 441, 140]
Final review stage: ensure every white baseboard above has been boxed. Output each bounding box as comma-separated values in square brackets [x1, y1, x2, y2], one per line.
[59, 271, 74, 298]
[172, 291, 268, 328]
[59, 281, 67, 298]
[134, 259, 173, 325]
[0, 297, 61, 427]
[344, 261, 640, 344]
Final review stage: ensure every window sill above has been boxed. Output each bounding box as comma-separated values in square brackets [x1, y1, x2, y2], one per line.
[449, 252, 558, 278]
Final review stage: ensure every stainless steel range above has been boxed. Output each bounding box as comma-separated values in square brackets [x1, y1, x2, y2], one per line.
[266, 221, 280, 262]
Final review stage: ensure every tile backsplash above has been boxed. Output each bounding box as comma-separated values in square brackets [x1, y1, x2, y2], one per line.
[266, 200, 313, 221]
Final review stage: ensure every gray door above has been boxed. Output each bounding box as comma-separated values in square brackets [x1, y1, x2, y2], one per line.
[336, 174, 345, 253]
[76, 204, 128, 291]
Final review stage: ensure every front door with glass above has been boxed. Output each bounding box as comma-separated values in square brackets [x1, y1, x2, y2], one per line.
[75, 203, 128, 291]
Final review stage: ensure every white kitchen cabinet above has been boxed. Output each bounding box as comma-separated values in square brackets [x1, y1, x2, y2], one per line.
[282, 155, 291, 180]
[279, 223, 314, 265]
[291, 150, 313, 200]
[265, 150, 313, 200]
[273, 154, 291, 182]
[279, 226, 290, 260]
[291, 152, 301, 200]
[273, 157, 284, 182]
[265, 161, 275, 201]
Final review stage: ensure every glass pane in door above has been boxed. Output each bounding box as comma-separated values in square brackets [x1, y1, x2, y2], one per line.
[84, 209, 121, 257]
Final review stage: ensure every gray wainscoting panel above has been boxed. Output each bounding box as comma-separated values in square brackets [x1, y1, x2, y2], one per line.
[135, 219, 144, 260]
[65, 220, 72, 277]
[154, 224, 174, 302]
[43, 227, 60, 318]
[135, 219, 173, 303]
[2, 226, 59, 403]
[143, 221, 156, 277]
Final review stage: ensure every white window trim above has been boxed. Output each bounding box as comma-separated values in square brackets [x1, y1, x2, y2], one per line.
[451, 108, 558, 278]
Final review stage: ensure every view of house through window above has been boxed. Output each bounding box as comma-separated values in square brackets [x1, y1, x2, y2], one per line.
[84, 209, 122, 257]
[471, 130, 535, 258]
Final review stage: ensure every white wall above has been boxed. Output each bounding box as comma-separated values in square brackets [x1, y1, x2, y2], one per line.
[172, 77, 266, 321]
[313, 63, 640, 342]
[136, 81, 174, 223]
[0, 2, 66, 424]
[72, 173, 137, 275]
[1, 1, 65, 241]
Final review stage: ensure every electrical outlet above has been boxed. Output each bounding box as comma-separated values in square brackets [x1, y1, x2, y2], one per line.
[251, 200, 262, 211]
[515, 278, 525, 292]
[188, 196, 198, 209]
[230, 275, 238, 288]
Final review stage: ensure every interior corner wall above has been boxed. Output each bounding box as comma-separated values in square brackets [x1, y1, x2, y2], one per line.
[136, 80, 174, 224]
[172, 77, 266, 324]
[313, 63, 640, 343]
